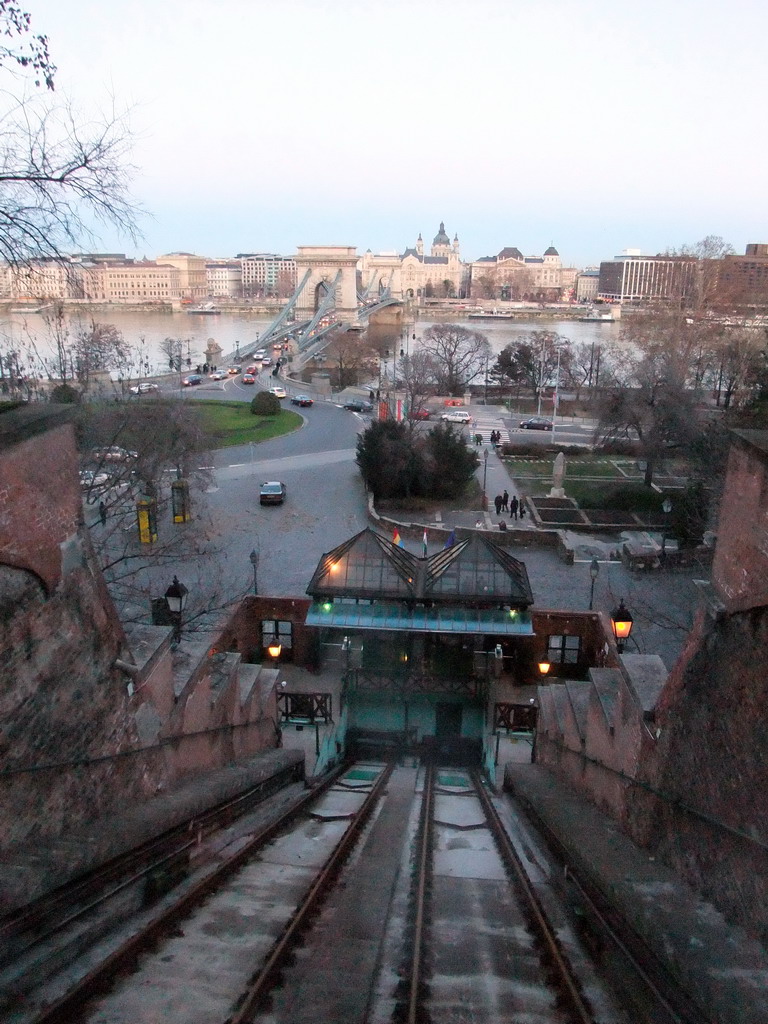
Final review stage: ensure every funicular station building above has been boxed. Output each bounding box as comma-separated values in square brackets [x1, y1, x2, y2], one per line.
[255, 527, 614, 771]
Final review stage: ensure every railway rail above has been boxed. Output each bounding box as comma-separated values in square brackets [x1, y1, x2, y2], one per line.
[6, 760, 712, 1024]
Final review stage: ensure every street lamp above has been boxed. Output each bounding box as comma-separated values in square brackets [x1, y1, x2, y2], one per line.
[661, 498, 672, 560]
[482, 448, 489, 511]
[268, 641, 282, 661]
[249, 547, 259, 595]
[589, 557, 600, 610]
[610, 600, 634, 653]
[164, 576, 188, 643]
[538, 659, 551, 676]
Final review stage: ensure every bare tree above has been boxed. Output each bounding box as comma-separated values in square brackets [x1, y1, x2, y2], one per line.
[0, 4, 141, 267]
[420, 323, 491, 396]
[323, 329, 378, 389]
[396, 350, 440, 422]
[0, 2, 55, 90]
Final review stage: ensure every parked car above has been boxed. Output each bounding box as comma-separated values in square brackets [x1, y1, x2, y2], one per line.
[519, 416, 553, 431]
[343, 399, 372, 413]
[90, 446, 138, 463]
[259, 480, 286, 505]
[209, 370, 227, 380]
[128, 381, 159, 395]
[182, 374, 203, 386]
[409, 408, 431, 420]
[268, 386, 287, 399]
[291, 394, 314, 407]
[79, 469, 111, 491]
[440, 409, 472, 423]
[242, 373, 256, 384]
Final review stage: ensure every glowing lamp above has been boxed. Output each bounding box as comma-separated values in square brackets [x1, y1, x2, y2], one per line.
[610, 600, 634, 652]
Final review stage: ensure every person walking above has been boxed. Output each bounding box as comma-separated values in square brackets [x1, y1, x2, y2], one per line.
[509, 495, 519, 520]
[502, 489, 509, 512]
[494, 494, 503, 515]
[474, 432, 483, 447]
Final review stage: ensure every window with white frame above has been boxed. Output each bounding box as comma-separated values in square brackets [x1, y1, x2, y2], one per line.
[262, 619, 293, 649]
[547, 634, 581, 664]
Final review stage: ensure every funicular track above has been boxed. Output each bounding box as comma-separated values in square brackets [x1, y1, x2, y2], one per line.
[11, 759, 708, 1024]
[8, 761, 392, 1024]
[396, 765, 614, 1024]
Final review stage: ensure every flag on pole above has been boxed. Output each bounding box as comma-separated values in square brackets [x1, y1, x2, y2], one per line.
[422, 529, 428, 557]
[444, 529, 456, 549]
[393, 528, 403, 547]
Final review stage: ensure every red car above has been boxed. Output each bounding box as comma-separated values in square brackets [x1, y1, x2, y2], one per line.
[409, 408, 431, 420]
[245, 365, 258, 374]
[242, 373, 256, 384]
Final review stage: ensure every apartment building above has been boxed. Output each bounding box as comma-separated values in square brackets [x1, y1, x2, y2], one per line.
[238, 253, 297, 297]
[467, 245, 576, 301]
[156, 252, 208, 300]
[598, 250, 697, 302]
[206, 260, 242, 298]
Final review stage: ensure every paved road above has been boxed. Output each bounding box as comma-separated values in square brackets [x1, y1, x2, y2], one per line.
[104, 389, 701, 670]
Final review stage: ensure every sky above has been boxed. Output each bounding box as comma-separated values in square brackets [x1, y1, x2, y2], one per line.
[16, 0, 768, 268]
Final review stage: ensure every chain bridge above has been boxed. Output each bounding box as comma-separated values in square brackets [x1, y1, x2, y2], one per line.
[238, 245, 400, 366]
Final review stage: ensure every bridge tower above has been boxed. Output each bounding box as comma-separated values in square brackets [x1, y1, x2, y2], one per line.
[295, 246, 359, 324]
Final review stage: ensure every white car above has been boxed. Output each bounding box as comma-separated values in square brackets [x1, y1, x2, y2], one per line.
[254, 348, 267, 359]
[440, 409, 472, 424]
[268, 386, 287, 399]
[129, 381, 159, 395]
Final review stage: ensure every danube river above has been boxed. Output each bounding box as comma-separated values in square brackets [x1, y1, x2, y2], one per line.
[0, 306, 622, 378]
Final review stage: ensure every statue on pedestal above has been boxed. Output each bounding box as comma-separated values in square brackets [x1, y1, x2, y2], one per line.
[549, 451, 566, 498]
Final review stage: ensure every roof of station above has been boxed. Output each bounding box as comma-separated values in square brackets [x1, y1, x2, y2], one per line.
[305, 528, 534, 607]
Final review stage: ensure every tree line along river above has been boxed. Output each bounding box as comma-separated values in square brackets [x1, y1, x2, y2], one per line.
[0, 307, 622, 379]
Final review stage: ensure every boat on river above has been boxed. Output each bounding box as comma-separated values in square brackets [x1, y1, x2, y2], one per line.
[186, 303, 221, 315]
[468, 309, 517, 320]
[579, 308, 617, 323]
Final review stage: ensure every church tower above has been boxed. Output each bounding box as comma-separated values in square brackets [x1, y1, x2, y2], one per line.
[416, 232, 424, 257]
[431, 221, 451, 258]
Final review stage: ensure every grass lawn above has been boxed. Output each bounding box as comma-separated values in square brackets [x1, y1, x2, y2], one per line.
[192, 400, 302, 448]
[503, 456, 637, 481]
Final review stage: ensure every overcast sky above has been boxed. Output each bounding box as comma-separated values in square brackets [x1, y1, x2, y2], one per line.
[24, 0, 768, 267]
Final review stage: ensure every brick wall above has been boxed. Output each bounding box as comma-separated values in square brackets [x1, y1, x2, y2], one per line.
[712, 430, 768, 613]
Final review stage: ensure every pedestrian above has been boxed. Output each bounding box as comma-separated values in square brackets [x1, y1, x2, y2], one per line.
[510, 495, 519, 520]
[502, 489, 509, 512]
[519, 497, 526, 518]
[498, 519, 507, 531]
[474, 432, 482, 446]
[493, 429, 499, 446]
[99, 500, 107, 527]
[494, 494, 503, 515]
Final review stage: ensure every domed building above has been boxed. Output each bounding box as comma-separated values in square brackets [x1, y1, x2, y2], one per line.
[359, 222, 465, 301]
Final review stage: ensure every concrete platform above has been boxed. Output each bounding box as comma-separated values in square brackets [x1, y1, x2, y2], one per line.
[504, 763, 768, 1024]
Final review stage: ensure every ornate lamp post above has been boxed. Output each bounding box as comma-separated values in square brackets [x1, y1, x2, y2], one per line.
[589, 557, 600, 610]
[249, 547, 259, 595]
[538, 659, 551, 676]
[661, 497, 672, 559]
[610, 600, 634, 653]
[164, 576, 188, 643]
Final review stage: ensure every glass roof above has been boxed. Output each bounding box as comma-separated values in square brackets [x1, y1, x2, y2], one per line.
[306, 528, 534, 607]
